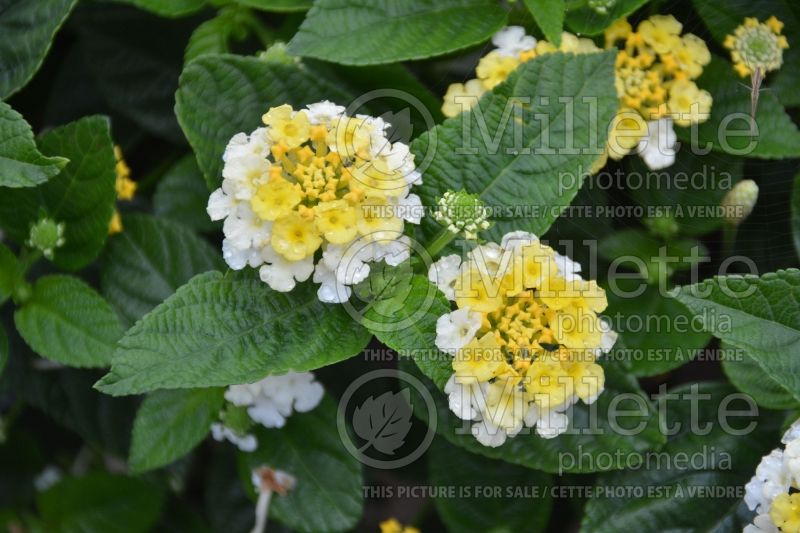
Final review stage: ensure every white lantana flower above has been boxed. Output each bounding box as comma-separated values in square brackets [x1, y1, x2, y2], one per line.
[744, 420, 800, 532]
[211, 423, 258, 452]
[226, 372, 324, 428]
[636, 118, 677, 170]
[207, 101, 422, 301]
[491, 26, 537, 57]
[212, 372, 324, 452]
[435, 307, 483, 354]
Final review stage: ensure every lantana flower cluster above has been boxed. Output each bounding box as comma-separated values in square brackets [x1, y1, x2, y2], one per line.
[211, 371, 324, 452]
[604, 15, 711, 169]
[442, 20, 713, 171]
[725, 16, 789, 78]
[744, 419, 800, 532]
[429, 232, 617, 447]
[207, 101, 422, 303]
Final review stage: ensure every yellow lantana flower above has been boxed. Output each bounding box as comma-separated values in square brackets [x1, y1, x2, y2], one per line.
[637, 14, 682, 55]
[770, 493, 800, 532]
[442, 79, 485, 118]
[251, 176, 303, 221]
[476, 51, 520, 90]
[379, 518, 420, 533]
[668, 79, 712, 127]
[315, 200, 357, 244]
[263, 104, 311, 148]
[452, 332, 507, 381]
[270, 212, 323, 261]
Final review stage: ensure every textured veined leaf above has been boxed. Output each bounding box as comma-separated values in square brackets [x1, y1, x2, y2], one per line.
[721, 342, 800, 410]
[361, 272, 454, 389]
[175, 55, 353, 189]
[239, 396, 363, 533]
[0, 101, 68, 188]
[411, 51, 618, 246]
[580, 382, 781, 533]
[101, 214, 224, 326]
[0, 0, 77, 98]
[0, 115, 117, 271]
[672, 269, 800, 403]
[129, 388, 225, 473]
[96, 270, 372, 396]
[15, 275, 124, 368]
[287, 0, 509, 65]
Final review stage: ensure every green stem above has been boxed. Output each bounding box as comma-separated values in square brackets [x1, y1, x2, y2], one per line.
[424, 228, 456, 260]
[239, 9, 273, 49]
[722, 223, 738, 259]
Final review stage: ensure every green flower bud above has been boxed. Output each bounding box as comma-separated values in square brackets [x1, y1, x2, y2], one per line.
[434, 190, 491, 240]
[27, 217, 65, 260]
[219, 403, 254, 437]
[643, 214, 679, 240]
[259, 42, 299, 65]
[721, 179, 759, 226]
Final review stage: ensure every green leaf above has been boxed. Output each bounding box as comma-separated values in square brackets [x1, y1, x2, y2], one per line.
[184, 8, 248, 63]
[287, 0, 509, 65]
[175, 54, 353, 190]
[0, 101, 68, 188]
[111, 0, 206, 17]
[130, 387, 225, 473]
[38, 473, 165, 533]
[0, 115, 117, 271]
[691, 0, 799, 41]
[400, 355, 666, 473]
[239, 395, 363, 532]
[599, 229, 710, 282]
[96, 270, 371, 396]
[0, 243, 21, 306]
[73, 5, 192, 143]
[411, 51, 617, 245]
[793, 172, 800, 260]
[721, 342, 800, 410]
[429, 438, 552, 533]
[675, 57, 800, 158]
[0, 0, 77, 98]
[101, 213, 224, 326]
[625, 149, 743, 237]
[14, 275, 124, 368]
[238, 0, 312, 11]
[606, 279, 711, 377]
[153, 156, 219, 233]
[580, 382, 781, 533]
[524, 0, 564, 45]
[564, 0, 648, 36]
[361, 270, 454, 390]
[1, 358, 136, 456]
[672, 269, 800, 403]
